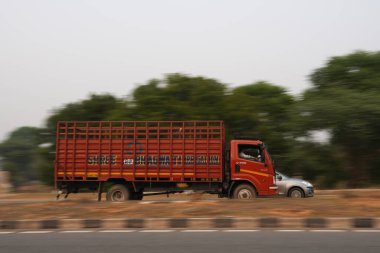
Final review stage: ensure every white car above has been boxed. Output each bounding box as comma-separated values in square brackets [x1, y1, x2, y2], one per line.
[276, 171, 314, 198]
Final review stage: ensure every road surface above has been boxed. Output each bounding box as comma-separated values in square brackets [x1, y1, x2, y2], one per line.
[0, 230, 379, 253]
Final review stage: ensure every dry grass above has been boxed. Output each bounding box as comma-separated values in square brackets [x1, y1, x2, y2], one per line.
[0, 190, 379, 220]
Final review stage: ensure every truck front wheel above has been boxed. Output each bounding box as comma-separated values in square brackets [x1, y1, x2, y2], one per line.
[106, 184, 131, 201]
[233, 184, 257, 200]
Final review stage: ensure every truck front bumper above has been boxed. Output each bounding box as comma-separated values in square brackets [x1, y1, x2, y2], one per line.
[268, 185, 278, 195]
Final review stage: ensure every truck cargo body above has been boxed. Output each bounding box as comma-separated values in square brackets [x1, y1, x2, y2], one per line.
[55, 120, 277, 200]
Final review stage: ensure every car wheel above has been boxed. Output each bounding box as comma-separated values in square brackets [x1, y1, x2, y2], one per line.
[233, 184, 257, 200]
[288, 187, 305, 198]
[106, 184, 131, 201]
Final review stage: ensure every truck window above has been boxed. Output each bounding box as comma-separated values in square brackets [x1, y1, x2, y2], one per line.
[238, 144, 263, 163]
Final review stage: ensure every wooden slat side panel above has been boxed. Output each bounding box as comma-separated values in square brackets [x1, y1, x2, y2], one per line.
[56, 121, 224, 182]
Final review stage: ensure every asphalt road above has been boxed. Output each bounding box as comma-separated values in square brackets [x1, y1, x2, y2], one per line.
[0, 230, 379, 253]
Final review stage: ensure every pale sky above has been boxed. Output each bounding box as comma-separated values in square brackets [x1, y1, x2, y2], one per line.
[0, 0, 379, 141]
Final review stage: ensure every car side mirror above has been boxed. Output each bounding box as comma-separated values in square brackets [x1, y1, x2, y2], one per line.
[276, 175, 282, 181]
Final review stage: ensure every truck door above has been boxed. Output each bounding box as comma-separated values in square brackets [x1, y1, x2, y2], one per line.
[231, 142, 273, 195]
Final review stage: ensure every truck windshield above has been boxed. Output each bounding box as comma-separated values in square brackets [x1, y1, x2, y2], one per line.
[262, 144, 274, 165]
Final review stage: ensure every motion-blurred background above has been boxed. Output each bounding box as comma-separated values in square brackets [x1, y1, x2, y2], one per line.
[1, 1, 379, 192]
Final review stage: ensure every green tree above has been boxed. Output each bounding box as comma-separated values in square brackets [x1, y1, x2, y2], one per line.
[0, 127, 43, 187]
[47, 94, 124, 129]
[231, 82, 295, 169]
[295, 51, 380, 187]
[311, 51, 380, 91]
[131, 74, 227, 120]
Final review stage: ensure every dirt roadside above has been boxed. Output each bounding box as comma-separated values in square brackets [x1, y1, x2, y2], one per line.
[0, 190, 379, 220]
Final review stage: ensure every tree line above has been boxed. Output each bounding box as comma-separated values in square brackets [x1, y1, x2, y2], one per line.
[1, 51, 380, 189]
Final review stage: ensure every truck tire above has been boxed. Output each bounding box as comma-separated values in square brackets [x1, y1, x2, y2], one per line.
[233, 184, 257, 200]
[288, 187, 305, 198]
[106, 184, 131, 201]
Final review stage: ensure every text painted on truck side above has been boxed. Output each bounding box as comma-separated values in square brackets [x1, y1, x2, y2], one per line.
[87, 155, 220, 165]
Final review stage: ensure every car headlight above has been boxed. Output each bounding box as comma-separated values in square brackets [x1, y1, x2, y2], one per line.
[302, 181, 313, 187]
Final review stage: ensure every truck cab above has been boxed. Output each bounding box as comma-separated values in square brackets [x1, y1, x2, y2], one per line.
[229, 140, 278, 199]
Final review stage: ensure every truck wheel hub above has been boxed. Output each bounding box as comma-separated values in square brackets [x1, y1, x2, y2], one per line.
[238, 189, 252, 199]
[112, 190, 124, 201]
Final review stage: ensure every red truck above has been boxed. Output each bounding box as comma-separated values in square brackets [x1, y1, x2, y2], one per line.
[55, 120, 278, 201]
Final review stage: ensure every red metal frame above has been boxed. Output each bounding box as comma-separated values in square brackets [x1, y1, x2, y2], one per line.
[55, 121, 225, 184]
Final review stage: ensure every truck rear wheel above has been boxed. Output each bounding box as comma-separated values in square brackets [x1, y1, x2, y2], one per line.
[233, 184, 257, 200]
[106, 184, 131, 201]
